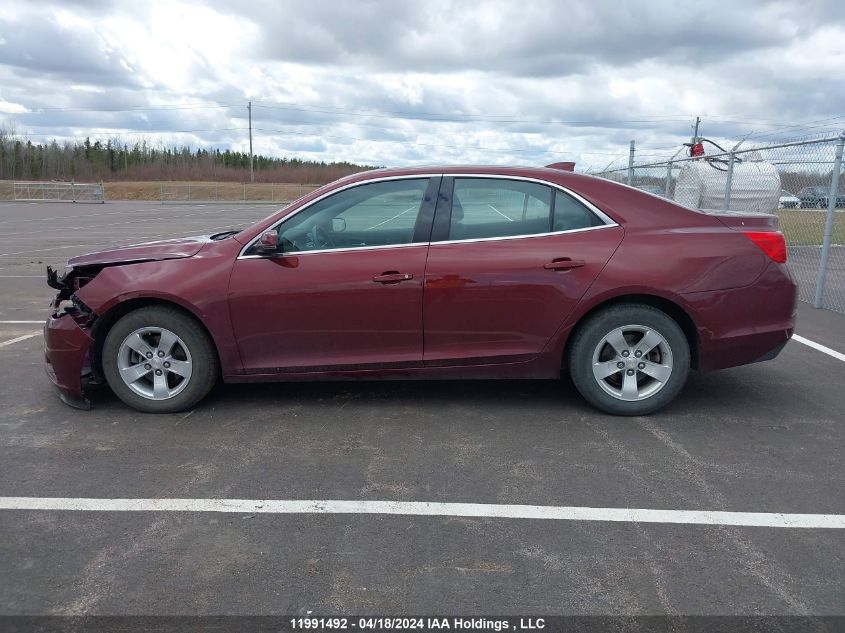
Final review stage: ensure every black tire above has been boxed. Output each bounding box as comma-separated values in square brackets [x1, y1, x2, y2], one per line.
[567, 304, 690, 416]
[101, 305, 219, 413]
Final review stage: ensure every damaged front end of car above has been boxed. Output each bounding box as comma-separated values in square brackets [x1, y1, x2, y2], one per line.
[44, 264, 104, 409]
[42, 234, 215, 409]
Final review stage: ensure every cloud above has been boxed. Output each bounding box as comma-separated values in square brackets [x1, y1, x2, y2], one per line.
[0, 0, 844, 170]
[0, 10, 142, 88]
[229, 0, 843, 75]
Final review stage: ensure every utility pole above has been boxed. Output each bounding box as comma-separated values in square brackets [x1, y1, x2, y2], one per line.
[627, 140, 635, 185]
[248, 100, 254, 183]
[692, 116, 701, 144]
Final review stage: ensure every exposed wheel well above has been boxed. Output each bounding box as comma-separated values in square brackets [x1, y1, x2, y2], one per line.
[89, 298, 220, 381]
[564, 294, 699, 370]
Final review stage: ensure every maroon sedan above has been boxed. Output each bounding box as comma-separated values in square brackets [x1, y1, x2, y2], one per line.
[44, 166, 797, 415]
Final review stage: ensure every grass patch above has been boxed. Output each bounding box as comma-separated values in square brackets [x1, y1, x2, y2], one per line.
[776, 208, 845, 246]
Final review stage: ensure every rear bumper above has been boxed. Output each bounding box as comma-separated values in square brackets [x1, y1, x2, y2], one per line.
[44, 313, 94, 409]
[684, 261, 797, 372]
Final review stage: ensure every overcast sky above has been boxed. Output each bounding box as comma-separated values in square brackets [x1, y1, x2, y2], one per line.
[1, 0, 844, 170]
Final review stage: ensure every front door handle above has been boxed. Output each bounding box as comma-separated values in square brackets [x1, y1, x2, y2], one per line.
[544, 258, 585, 270]
[373, 272, 414, 284]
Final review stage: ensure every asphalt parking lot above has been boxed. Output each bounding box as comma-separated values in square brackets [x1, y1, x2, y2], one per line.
[0, 201, 843, 616]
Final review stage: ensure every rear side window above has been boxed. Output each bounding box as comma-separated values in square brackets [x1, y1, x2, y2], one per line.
[553, 190, 605, 231]
[449, 178, 552, 240]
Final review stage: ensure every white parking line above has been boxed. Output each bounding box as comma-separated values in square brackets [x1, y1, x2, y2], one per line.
[487, 204, 514, 221]
[0, 333, 39, 348]
[0, 320, 43, 324]
[0, 497, 842, 528]
[793, 335, 845, 363]
[365, 206, 416, 230]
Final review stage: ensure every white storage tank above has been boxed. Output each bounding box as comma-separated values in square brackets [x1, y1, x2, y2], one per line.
[673, 149, 781, 214]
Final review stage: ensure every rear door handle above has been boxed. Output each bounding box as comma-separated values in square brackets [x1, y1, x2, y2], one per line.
[373, 272, 414, 284]
[544, 258, 585, 270]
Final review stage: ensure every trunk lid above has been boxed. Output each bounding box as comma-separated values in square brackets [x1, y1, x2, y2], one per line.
[702, 211, 786, 263]
[703, 210, 779, 232]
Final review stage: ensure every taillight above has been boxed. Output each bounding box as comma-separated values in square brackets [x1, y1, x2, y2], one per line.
[743, 231, 787, 263]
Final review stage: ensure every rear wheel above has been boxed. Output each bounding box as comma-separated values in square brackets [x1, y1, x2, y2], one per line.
[102, 306, 218, 413]
[568, 305, 690, 416]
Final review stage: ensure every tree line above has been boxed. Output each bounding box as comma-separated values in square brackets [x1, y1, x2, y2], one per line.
[0, 127, 373, 184]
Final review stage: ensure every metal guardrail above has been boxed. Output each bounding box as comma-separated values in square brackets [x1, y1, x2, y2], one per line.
[13, 181, 104, 203]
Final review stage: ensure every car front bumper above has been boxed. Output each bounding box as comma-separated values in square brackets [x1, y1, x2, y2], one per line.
[44, 312, 94, 409]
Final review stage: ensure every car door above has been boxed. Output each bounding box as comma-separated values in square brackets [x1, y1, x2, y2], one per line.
[229, 176, 439, 373]
[423, 176, 623, 365]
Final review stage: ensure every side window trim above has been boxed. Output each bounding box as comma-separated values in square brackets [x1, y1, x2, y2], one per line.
[430, 176, 455, 243]
[439, 177, 554, 242]
[240, 176, 436, 257]
[238, 173, 618, 257]
[411, 176, 442, 244]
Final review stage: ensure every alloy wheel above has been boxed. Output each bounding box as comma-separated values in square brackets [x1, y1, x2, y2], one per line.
[116, 327, 193, 400]
[591, 324, 673, 402]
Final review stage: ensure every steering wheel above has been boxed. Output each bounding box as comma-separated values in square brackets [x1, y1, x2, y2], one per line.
[309, 224, 334, 249]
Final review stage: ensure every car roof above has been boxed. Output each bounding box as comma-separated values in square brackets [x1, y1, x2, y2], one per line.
[352, 165, 577, 179]
[341, 164, 615, 193]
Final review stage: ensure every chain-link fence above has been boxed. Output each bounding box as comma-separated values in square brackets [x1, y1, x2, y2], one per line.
[13, 181, 105, 203]
[591, 134, 845, 314]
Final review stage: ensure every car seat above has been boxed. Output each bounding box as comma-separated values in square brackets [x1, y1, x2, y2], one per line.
[449, 193, 465, 240]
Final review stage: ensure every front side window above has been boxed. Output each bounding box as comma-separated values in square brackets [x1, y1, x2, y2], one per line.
[449, 178, 552, 240]
[269, 179, 429, 253]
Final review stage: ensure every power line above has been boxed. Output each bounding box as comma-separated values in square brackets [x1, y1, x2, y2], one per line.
[254, 127, 580, 155]
[7, 125, 590, 157]
[19, 127, 247, 137]
[1, 99, 700, 125]
[14, 123, 693, 160]
[251, 101, 699, 125]
[5, 100, 843, 133]
[0, 103, 237, 114]
[738, 116, 845, 141]
[8, 99, 843, 151]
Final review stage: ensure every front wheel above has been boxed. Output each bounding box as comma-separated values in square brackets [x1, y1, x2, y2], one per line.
[101, 306, 219, 413]
[568, 305, 690, 416]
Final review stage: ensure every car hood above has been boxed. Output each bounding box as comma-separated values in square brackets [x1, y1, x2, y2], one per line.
[66, 235, 211, 269]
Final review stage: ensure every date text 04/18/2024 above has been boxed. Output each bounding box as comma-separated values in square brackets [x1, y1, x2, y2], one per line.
[289, 617, 546, 631]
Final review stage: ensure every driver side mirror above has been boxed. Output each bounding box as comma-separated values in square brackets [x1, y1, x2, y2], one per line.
[255, 229, 279, 254]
